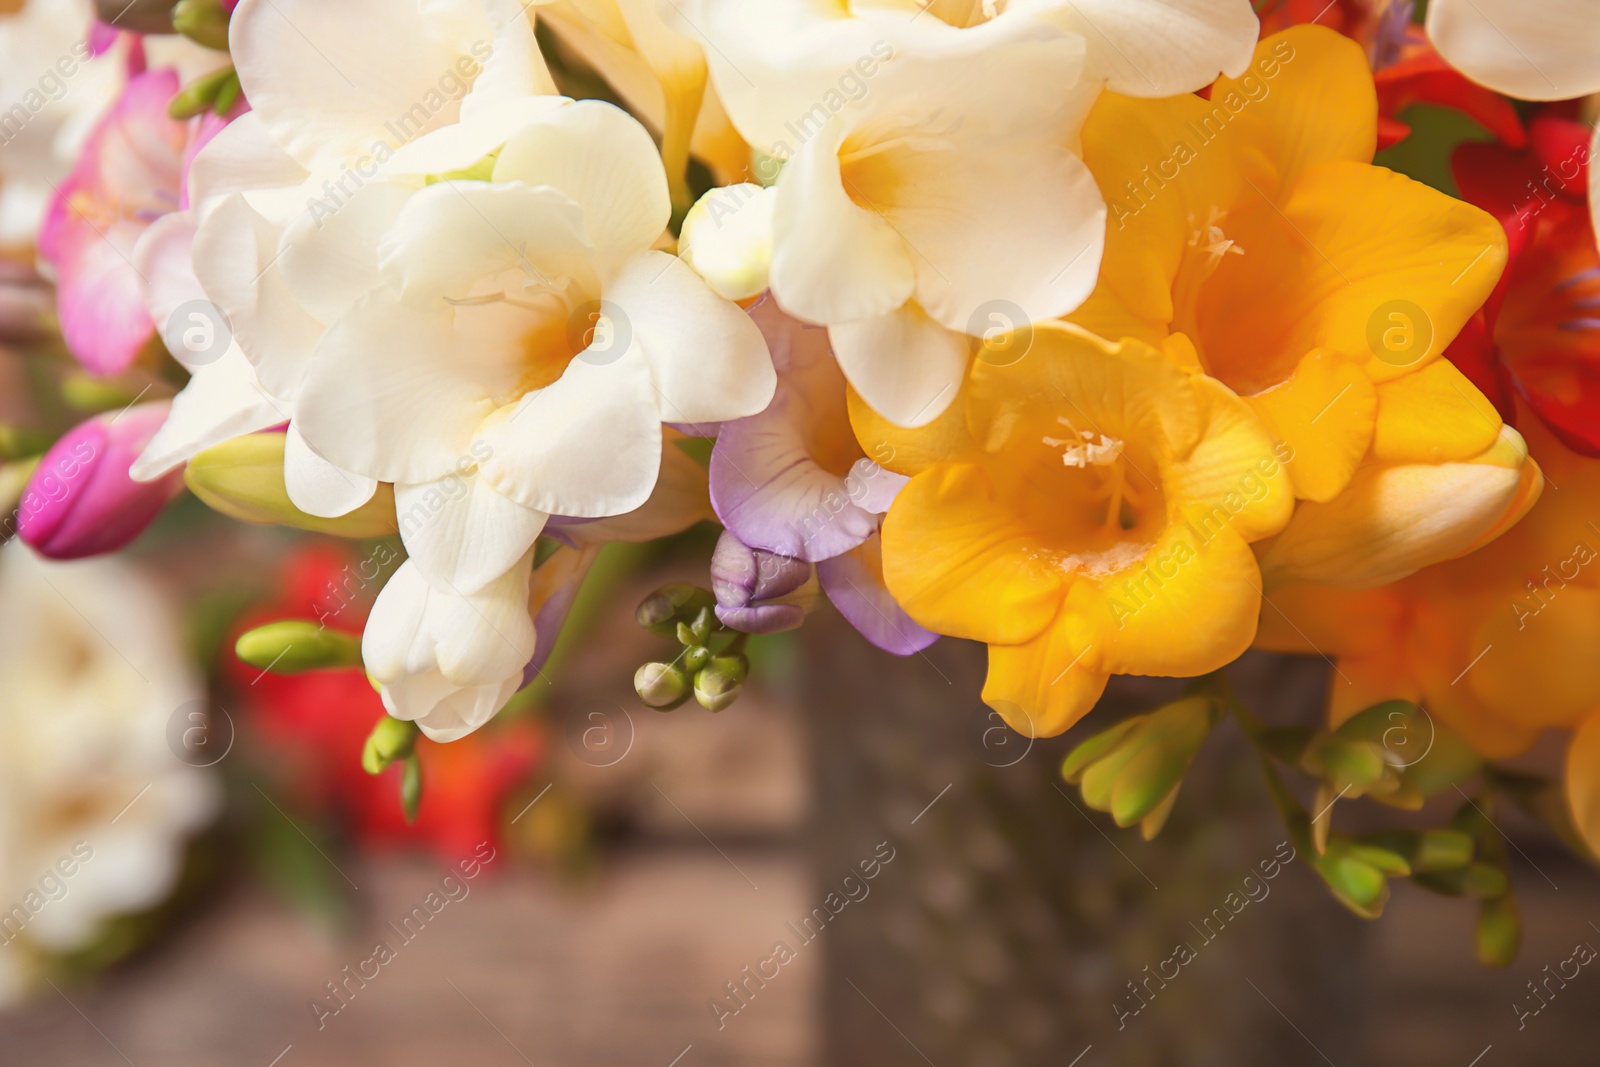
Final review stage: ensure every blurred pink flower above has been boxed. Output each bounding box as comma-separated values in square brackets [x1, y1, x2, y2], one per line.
[38, 67, 233, 376]
[18, 402, 184, 559]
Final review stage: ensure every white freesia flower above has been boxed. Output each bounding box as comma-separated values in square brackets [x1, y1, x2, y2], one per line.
[0, 544, 217, 1002]
[132, 0, 559, 494]
[0, 0, 124, 247]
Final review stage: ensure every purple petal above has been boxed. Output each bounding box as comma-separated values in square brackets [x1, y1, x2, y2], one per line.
[817, 536, 938, 656]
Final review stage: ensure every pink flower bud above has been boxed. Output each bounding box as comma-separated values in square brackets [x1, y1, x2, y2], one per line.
[18, 403, 184, 559]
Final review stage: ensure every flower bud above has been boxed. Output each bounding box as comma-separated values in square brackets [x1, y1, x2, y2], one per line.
[636, 582, 716, 636]
[169, 67, 239, 120]
[185, 432, 398, 537]
[236, 620, 363, 675]
[693, 654, 748, 713]
[18, 404, 184, 560]
[362, 715, 420, 775]
[1476, 895, 1520, 968]
[635, 662, 691, 710]
[1061, 696, 1218, 839]
[679, 184, 775, 301]
[172, 0, 232, 51]
[710, 528, 814, 635]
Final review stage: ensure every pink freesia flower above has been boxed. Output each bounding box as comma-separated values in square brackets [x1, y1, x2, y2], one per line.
[38, 67, 233, 376]
[710, 300, 935, 655]
[18, 402, 185, 559]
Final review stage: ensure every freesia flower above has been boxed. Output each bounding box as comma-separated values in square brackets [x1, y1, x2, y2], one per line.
[673, 2, 1112, 427]
[0, 0, 124, 248]
[134, 0, 562, 494]
[865, 324, 1294, 737]
[0, 543, 217, 1002]
[1076, 25, 1537, 590]
[17, 401, 184, 559]
[38, 66, 230, 375]
[1448, 112, 1600, 455]
[365, 433, 721, 740]
[710, 299, 933, 653]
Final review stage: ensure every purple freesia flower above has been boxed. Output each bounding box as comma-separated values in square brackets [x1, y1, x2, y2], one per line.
[18, 402, 185, 559]
[710, 528, 812, 635]
[709, 300, 936, 655]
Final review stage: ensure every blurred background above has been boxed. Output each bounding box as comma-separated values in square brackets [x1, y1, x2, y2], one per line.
[0, 430, 1592, 1065]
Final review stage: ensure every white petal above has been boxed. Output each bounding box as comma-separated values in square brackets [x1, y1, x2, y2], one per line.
[460, 0, 558, 116]
[477, 341, 664, 517]
[296, 289, 503, 484]
[608, 250, 775, 424]
[769, 115, 915, 325]
[376, 179, 592, 304]
[383, 95, 568, 176]
[680, 183, 776, 301]
[394, 473, 547, 594]
[230, 0, 489, 169]
[279, 178, 413, 325]
[186, 112, 308, 211]
[1034, 0, 1259, 96]
[883, 137, 1104, 330]
[829, 303, 968, 427]
[491, 99, 671, 254]
[1426, 0, 1600, 101]
[192, 193, 324, 398]
[283, 423, 378, 518]
[129, 346, 287, 480]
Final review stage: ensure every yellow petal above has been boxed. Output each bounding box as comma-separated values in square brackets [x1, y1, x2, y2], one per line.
[1280, 161, 1506, 384]
[1371, 359, 1503, 464]
[881, 463, 1064, 645]
[1246, 348, 1377, 503]
[1076, 523, 1265, 677]
[1468, 585, 1600, 729]
[1258, 430, 1534, 590]
[983, 611, 1110, 739]
[1166, 375, 1294, 541]
[1566, 713, 1600, 861]
[1080, 89, 1245, 330]
[847, 380, 978, 477]
[1216, 27, 1377, 191]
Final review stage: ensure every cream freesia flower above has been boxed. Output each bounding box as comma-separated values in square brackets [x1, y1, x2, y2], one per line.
[670, 7, 1109, 427]
[0, 544, 217, 1002]
[132, 0, 560, 504]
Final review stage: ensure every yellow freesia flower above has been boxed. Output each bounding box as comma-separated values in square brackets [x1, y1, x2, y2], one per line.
[863, 324, 1293, 738]
[1257, 412, 1600, 852]
[1073, 24, 1537, 589]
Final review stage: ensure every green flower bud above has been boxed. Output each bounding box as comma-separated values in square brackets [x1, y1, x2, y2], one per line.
[169, 66, 238, 120]
[1477, 895, 1520, 968]
[635, 662, 691, 709]
[236, 620, 363, 675]
[1316, 847, 1390, 918]
[172, 0, 232, 51]
[682, 645, 711, 674]
[636, 583, 715, 635]
[401, 753, 423, 824]
[186, 432, 398, 537]
[693, 654, 748, 712]
[1108, 696, 1216, 829]
[362, 716, 419, 775]
[1061, 716, 1143, 784]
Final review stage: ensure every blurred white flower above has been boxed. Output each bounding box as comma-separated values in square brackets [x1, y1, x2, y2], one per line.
[0, 543, 217, 1001]
[0, 0, 125, 247]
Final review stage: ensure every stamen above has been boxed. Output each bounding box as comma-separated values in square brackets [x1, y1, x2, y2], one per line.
[1556, 266, 1600, 291]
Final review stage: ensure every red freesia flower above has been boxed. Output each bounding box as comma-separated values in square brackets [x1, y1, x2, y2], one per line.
[1448, 110, 1600, 456]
